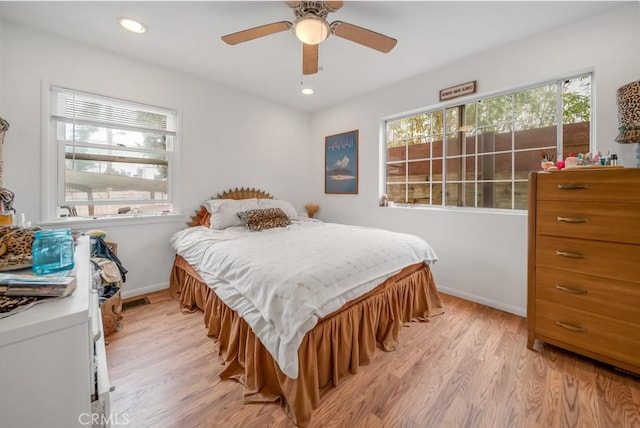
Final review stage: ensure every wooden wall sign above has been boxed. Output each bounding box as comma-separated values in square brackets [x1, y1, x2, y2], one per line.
[439, 81, 477, 101]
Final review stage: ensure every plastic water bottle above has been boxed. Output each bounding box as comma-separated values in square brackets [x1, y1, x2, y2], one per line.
[32, 229, 75, 275]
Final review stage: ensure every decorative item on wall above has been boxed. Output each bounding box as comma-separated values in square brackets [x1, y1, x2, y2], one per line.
[439, 80, 477, 101]
[615, 79, 640, 166]
[325, 129, 358, 194]
[0, 116, 9, 188]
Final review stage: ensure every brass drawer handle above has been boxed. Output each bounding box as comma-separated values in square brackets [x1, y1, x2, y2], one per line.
[555, 285, 588, 295]
[557, 216, 589, 223]
[556, 321, 587, 333]
[555, 250, 586, 258]
[557, 183, 589, 190]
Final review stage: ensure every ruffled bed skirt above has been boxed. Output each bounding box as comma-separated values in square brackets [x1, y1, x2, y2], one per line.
[170, 256, 444, 426]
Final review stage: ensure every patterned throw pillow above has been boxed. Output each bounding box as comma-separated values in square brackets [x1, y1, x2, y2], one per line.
[237, 208, 291, 231]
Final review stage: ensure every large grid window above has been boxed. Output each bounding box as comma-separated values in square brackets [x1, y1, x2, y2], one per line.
[385, 74, 591, 210]
[51, 87, 177, 218]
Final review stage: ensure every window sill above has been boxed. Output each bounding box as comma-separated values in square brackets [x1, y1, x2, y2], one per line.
[38, 213, 187, 229]
[382, 204, 528, 216]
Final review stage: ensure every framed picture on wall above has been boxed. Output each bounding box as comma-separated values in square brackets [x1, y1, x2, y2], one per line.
[325, 129, 359, 194]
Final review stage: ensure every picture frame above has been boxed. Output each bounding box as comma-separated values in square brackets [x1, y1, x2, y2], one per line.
[325, 130, 358, 194]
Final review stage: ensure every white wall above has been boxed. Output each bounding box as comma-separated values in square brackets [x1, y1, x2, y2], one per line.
[309, 3, 640, 316]
[0, 17, 3, 113]
[0, 22, 312, 297]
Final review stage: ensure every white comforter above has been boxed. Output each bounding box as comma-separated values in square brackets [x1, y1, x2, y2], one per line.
[170, 218, 438, 379]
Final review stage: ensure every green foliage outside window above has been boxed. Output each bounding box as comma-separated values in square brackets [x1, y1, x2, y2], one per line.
[385, 73, 592, 210]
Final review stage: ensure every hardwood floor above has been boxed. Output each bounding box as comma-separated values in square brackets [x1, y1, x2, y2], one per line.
[106, 290, 640, 428]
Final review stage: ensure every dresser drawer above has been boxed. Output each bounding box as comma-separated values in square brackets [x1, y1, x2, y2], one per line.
[536, 235, 640, 283]
[537, 201, 640, 244]
[536, 267, 639, 323]
[535, 300, 640, 368]
[536, 169, 640, 203]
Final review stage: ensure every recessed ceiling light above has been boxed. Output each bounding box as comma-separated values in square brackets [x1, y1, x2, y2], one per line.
[301, 88, 314, 95]
[118, 17, 147, 34]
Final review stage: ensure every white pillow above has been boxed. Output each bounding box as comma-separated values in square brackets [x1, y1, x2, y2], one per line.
[206, 198, 259, 230]
[257, 199, 298, 218]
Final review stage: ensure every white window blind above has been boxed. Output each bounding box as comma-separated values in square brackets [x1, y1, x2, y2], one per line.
[52, 89, 176, 136]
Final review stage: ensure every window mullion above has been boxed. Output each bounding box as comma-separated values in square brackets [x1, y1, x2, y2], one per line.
[511, 94, 516, 210]
[403, 139, 407, 204]
[59, 138, 169, 156]
[441, 108, 446, 207]
[63, 152, 168, 166]
[474, 104, 478, 208]
[556, 82, 563, 160]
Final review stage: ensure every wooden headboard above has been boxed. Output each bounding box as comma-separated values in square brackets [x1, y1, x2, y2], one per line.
[216, 188, 273, 200]
[188, 187, 274, 227]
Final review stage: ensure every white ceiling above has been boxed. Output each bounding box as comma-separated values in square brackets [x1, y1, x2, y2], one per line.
[0, 1, 625, 112]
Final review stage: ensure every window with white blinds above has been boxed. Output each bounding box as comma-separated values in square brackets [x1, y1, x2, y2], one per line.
[50, 87, 177, 218]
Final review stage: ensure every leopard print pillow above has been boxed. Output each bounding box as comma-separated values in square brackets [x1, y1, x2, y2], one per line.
[237, 208, 291, 231]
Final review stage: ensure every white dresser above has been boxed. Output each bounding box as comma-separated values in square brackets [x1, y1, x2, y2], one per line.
[0, 235, 111, 428]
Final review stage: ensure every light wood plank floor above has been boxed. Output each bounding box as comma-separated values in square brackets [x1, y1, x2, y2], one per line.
[106, 290, 640, 428]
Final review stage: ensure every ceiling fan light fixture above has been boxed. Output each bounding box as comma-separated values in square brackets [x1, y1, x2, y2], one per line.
[221, 1, 395, 75]
[293, 15, 329, 45]
[301, 88, 314, 95]
[118, 17, 147, 34]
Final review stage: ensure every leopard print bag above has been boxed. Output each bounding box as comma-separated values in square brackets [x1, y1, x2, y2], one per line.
[616, 80, 640, 144]
[0, 226, 40, 270]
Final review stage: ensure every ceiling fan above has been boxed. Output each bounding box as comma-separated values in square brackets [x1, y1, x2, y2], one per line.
[221, 1, 397, 75]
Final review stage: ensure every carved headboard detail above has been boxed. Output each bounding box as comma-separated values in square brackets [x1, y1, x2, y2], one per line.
[188, 187, 274, 227]
[216, 187, 273, 200]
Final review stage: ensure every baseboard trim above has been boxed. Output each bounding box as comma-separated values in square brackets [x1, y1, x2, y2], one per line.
[121, 282, 169, 299]
[436, 284, 526, 317]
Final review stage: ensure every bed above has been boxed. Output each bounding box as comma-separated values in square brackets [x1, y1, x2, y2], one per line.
[169, 188, 444, 426]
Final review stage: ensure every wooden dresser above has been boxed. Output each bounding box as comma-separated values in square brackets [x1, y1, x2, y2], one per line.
[527, 168, 640, 374]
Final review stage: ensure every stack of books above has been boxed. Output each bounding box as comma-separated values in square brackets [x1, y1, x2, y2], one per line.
[0, 270, 76, 298]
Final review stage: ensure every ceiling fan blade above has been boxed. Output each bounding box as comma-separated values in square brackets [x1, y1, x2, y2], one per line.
[330, 21, 397, 53]
[221, 21, 292, 45]
[325, 1, 344, 11]
[302, 43, 319, 75]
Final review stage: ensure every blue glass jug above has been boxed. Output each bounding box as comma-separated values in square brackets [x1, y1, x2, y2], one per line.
[32, 229, 75, 275]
